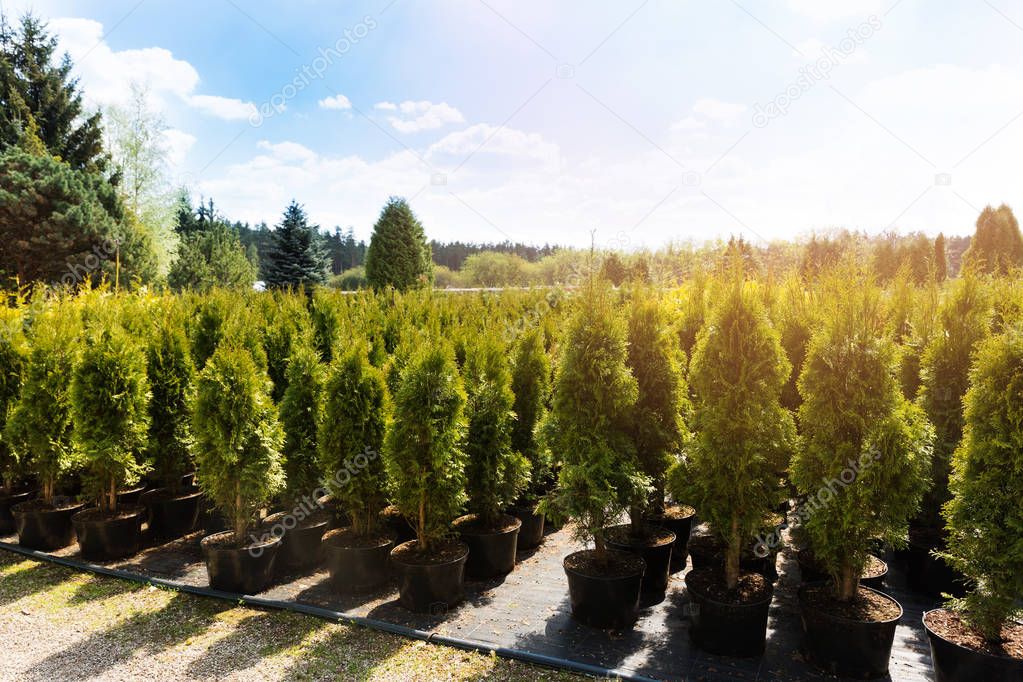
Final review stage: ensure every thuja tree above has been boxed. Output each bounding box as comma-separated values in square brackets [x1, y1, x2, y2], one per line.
[278, 343, 324, 505]
[463, 334, 529, 527]
[626, 287, 689, 526]
[318, 344, 389, 536]
[260, 291, 312, 402]
[365, 197, 433, 291]
[71, 323, 151, 512]
[541, 285, 645, 563]
[793, 275, 933, 601]
[384, 343, 467, 551]
[146, 307, 195, 494]
[916, 273, 991, 527]
[672, 278, 796, 589]
[510, 328, 551, 498]
[4, 304, 80, 504]
[0, 306, 27, 494]
[193, 344, 285, 544]
[941, 328, 1023, 642]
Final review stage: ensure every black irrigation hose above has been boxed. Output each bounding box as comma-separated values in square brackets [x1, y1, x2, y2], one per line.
[0, 541, 659, 682]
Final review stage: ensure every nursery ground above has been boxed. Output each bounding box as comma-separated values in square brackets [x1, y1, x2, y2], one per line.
[0, 519, 941, 682]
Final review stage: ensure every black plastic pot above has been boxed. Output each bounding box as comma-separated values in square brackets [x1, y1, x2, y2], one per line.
[324, 531, 394, 593]
[72, 506, 145, 561]
[263, 512, 329, 572]
[509, 505, 545, 551]
[116, 486, 146, 506]
[142, 488, 202, 539]
[605, 524, 675, 601]
[647, 507, 695, 572]
[689, 534, 776, 582]
[0, 489, 35, 535]
[907, 532, 966, 598]
[200, 531, 281, 594]
[455, 514, 521, 580]
[798, 550, 889, 590]
[390, 540, 469, 614]
[923, 609, 1023, 682]
[563, 549, 645, 630]
[13, 501, 86, 550]
[685, 569, 774, 657]
[798, 583, 902, 679]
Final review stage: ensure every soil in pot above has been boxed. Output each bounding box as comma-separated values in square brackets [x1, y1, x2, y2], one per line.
[798, 550, 889, 589]
[923, 608, 1023, 682]
[390, 539, 469, 614]
[563, 549, 645, 630]
[646, 503, 695, 573]
[685, 568, 774, 657]
[381, 505, 415, 545]
[323, 528, 394, 593]
[605, 524, 675, 602]
[508, 503, 545, 551]
[907, 525, 967, 598]
[799, 583, 903, 679]
[201, 530, 281, 594]
[142, 487, 202, 539]
[262, 509, 331, 572]
[72, 506, 145, 561]
[13, 499, 86, 550]
[453, 513, 521, 580]
[0, 488, 36, 535]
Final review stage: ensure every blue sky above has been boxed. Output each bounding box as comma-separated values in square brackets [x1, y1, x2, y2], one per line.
[6, 0, 1023, 247]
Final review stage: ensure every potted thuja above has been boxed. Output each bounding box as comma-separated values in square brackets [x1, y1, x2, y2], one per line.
[263, 343, 330, 571]
[70, 322, 151, 560]
[507, 328, 551, 551]
[912, 273, 991, 597]
[318, 344, 392, 593]
[141, 310, 203, 540]
[608, 287, 690, 600]
[923, 329, 1023, 681]
[541, 285, 649, 630]
[669, 278, 796, 656]
[7, 307, 85, 550]
[454, 334, 529, 579]
[793, 276, 932, 679]
[0, 307, 31, 535]
[193, 344, 285, 594]
[385, 344, 470, 613]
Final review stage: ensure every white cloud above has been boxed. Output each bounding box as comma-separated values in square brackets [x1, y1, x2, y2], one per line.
[692, 98, 745, 122]
[256, 140, 318, 163]
[381, 100, 465, 133]
[785, 0, 883, 22]
[428, 124, 560, 168]
[186, 94, 258, 121]
[319, 94, 352, 110]
[162, 129, 196, 167]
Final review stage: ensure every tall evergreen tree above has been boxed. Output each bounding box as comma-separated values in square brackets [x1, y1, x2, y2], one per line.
[0, 14, 108, 172]
[263, 201, 329, 289]
[365, 197, 432, 291]
[167, 196, 257, 292]
[933, 232, 948, 282]
[963, 204, 1023, 275]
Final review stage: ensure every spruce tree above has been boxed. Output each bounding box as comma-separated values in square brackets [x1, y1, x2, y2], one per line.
[263, 201, 330, 289]
[365, 197, 433, 291]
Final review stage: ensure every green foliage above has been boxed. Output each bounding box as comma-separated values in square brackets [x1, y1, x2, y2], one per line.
[0, 146, 156, 286]
[626, 287, 689, 521]
[187, 290, 267, 372]
[672, 277, 795, 588]
[4, 302, 79, 503]
[510, 328, 551, 499]
[462, 251, 532, 287]
[541, 285, 645, 560]
[167, 222, 257, 292]
[263, 201, 330, 289]
[774, 274, 818, 411]
[278, 343, 324, 505]
[146, 305, 195, 494]
[71, 320, 150, 512]
[917, 274, 991, 527]
[0, 305, 27, 491]
[383, 343, 466, 551]
[963, 204, 1023, 276]
[793, 273, 933, 601]
[365, 197, 433, 291]
[330, 266, 367, 291]
[192, 344, 284, 544]
[463, 334, 528, 527]
[941, 328, 1023, 642]
[260, 291, 312, 402]
[318, 344, 389, 536]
